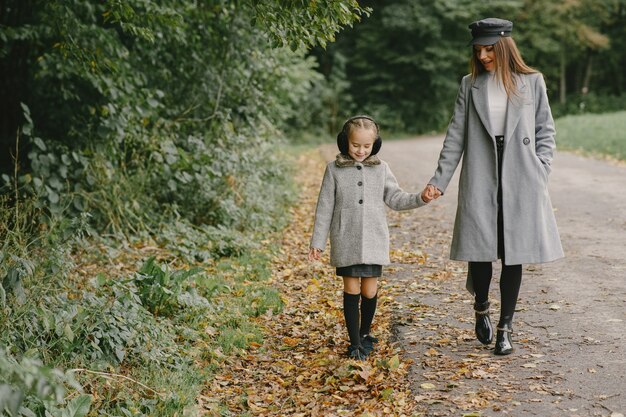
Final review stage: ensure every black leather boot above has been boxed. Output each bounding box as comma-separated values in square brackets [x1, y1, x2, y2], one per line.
[474, 300, 493, 345]
[494, 319, 514, 355]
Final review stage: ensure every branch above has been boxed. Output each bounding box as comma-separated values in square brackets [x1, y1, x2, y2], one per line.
[69, 368, 164, 398]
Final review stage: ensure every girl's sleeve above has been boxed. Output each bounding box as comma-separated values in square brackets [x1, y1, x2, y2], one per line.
[384, 163, 427, 210]
[428, 75, 469, 193]
[310, 164, 335, 251]
[534, 73, 556, 175]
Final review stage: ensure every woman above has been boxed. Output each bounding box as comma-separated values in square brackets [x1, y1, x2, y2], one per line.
[421, 18, 564, 355]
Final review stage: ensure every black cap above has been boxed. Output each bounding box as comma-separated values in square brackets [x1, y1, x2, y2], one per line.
[468, 18, 513, 46]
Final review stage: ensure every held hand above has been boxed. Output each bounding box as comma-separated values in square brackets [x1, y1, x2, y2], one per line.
[421, 184, 442, 203]
[308, 247, 322, 261]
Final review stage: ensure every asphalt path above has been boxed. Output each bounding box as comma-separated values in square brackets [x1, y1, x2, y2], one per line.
[320, 136, 625, 416]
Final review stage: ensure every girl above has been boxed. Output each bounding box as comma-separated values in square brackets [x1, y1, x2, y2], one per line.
[309, 115, 428, 360]
[421, 18, 564, 355]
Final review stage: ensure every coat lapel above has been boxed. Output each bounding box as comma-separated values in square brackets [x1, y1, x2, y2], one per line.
[504, 74, 527, 141]
[471, 73, 493, 138]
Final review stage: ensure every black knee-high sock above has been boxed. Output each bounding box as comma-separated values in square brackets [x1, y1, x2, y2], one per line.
[499, 264, 522, 324]
[469, 262, 493, 304]
[343, 292, 361, 347]
[360, 293, 378, 336]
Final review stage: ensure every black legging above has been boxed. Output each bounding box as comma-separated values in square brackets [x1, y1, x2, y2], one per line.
[470, 135, 522, 324]
[470, 262, 522, 323]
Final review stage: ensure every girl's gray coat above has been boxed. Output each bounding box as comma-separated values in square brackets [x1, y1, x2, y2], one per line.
[429, 72, 564, 267]
[311, 154, 425, 267]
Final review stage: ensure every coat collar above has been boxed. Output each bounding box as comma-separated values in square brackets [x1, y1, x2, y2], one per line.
[471, 72, 528, 141]
[335, 153, 381, 167]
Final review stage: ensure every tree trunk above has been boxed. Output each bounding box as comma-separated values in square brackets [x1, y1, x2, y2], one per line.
[560, 46, 567, 104]
[581, 50, 593, 96]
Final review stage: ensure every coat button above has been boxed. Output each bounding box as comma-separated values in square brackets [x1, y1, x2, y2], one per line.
[358, 181, 363, 186]
[359, 199, 363, 204]
[523, 137, 530, 145]
[357, 165, 362, 170]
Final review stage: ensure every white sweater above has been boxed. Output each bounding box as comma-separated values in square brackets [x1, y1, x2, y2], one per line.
[487, 71, 507, 137]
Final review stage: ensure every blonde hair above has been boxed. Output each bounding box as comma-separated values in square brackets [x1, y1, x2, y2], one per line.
[470, 37, 537, 98]
[344, 117, 378, 139]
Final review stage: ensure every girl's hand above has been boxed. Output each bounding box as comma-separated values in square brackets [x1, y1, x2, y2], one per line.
[308, 247, 321, 261]
[421, 184, 442, 203]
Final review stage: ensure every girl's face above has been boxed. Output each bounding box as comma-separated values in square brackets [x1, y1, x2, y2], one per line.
[348, 128, 376, 162]
[474, 44, 496, 72]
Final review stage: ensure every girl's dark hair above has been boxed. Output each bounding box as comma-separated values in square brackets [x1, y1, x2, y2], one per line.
[336, 116, 382, 155]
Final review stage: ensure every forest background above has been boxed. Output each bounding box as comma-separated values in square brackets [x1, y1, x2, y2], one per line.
[1, 0, 625, 415]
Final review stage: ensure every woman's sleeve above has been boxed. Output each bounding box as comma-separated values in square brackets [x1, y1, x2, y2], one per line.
[384, 163, 427, 210]
[428, 76, 469, 193]
[534, 73, 557, 175]
[310, 164, 335, 250]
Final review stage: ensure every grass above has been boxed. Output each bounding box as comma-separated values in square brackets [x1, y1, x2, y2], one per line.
[555, 110, 626, 162]
[0, 191, 288, 416]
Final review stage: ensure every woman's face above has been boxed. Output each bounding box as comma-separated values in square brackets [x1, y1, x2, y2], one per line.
[348, 127, 376, 162]
[474, 44, 496, 72]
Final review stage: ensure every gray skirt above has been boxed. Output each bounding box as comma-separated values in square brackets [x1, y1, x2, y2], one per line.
[336, 264, 382, 277]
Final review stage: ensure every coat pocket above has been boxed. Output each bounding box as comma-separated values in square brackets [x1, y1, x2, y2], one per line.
[533, 154, 549, 183]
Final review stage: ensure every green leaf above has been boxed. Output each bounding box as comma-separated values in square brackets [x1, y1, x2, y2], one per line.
[0, 284, 5, 308]
[47, 189, 60, 204]
[64, 324, 74, 342]
[33, 137, 46, 151]
[62, 394, 92, 417]
[380, 387, 393, 400]
[20, 102, 32, 123]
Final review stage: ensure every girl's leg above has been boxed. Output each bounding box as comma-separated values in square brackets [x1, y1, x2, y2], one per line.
[343, 277, 362, 350]
[469, 261, 494, 345]
[495, 263, 522, 355]
[359, 278, 378, 337]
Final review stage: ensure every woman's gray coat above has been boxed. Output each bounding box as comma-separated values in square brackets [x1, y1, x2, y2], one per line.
[311, 154, 426, 268]
[429, 72, 564, 266]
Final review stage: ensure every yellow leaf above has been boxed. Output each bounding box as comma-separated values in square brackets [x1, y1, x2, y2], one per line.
[424, 347, 439, 357]
[420, 383, 436, 390]
[388, 354, 400, 371]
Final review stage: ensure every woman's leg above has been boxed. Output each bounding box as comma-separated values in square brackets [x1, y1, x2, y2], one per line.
[498, 264, 522, 324]
[495, 264, 522, 355]
[343, 277, 362, 350]
[469, 262, 494, 345]
[469, 261, 492, 303]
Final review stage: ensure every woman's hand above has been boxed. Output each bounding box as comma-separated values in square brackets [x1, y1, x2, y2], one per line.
[421, 184, 442, 203]
[308, 247, 322, 261]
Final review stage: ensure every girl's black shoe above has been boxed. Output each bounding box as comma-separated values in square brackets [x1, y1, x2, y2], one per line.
[347, 345, 367, 360]
[494, 323, 514, 355]
[474, 300, 493, 345]
[360, 334, 378, 355]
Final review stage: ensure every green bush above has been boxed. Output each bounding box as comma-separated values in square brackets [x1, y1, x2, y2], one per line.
[0, 349, 90, 417]
[134, 257, 209, 317]
[552, 93, 626, 119]
[555, 110, 626, 161]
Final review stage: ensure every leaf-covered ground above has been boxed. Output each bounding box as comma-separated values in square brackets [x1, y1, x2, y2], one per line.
[201, 151, 423, 416]
[200, 146, 626, 417]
